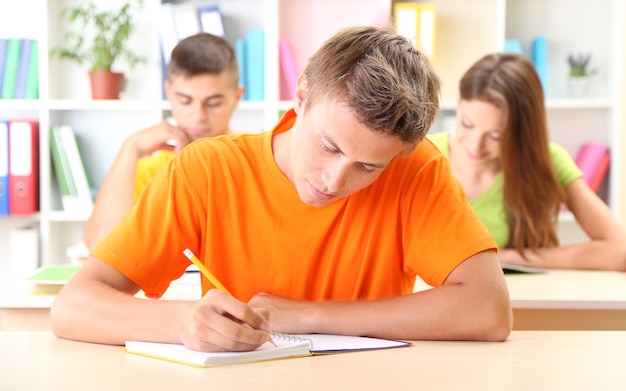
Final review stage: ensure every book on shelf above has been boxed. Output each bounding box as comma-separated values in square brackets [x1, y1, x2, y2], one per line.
[173, 2, 202, 40]
[393, 3, 436, 63]
[235, 39, 247, 100]
[1, 38, 22, 99]
[199, 4, 225, 37]
[158, 3, 179, 67]
[50, 126, 94, 214]
[13, 38, 32, 99]
[532, 35, 548, 93]
[574, 142, 610, 193]
[8, 119, 39, 215]
[0, 38, 7, 95]
[0, 120, 8, 215]
[245, 29, 265, 101]
[125, 333, 412, 368]
[278, 38, 298, 100]
[24, 40, 38, 99]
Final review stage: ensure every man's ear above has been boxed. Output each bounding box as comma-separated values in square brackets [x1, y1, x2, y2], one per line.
[293, 73, 308, 115]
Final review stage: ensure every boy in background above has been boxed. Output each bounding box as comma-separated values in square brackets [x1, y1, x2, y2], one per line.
[83, 33, 243, 249]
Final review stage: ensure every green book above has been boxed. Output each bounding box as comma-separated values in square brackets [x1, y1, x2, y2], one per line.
[24, 40, 39, 99]
[50, 126, 78, 211]
[27, 264, 82, 294]
[1, 38, 22, 98]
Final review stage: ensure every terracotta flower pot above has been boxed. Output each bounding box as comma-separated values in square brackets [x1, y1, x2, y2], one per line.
[88, 69, 125, 99]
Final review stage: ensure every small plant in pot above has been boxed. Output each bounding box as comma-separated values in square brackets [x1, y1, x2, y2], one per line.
[566, 52, 597, 98]
[49, 0, 145, 99]
[567, 52, 597, 78]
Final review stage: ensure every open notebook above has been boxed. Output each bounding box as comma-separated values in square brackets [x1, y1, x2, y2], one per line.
[125, 333, 411, 367]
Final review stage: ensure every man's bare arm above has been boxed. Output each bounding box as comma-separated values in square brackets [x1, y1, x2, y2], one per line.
[248, 250, 513, 342]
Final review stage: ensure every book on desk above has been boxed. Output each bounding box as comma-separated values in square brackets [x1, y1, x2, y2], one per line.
[125, 333, 412, 368]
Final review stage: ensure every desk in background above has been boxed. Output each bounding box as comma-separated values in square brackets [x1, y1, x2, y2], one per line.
[505, 269, 626, 330]
[1, 330, 625, 390]
[416, 269, 626, 330]
[0, 280, 201, 331]
[3, 270, 626, 331]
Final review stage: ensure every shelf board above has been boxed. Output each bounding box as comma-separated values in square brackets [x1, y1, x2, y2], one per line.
[47, 99, 161, 111]
[439, 98, 615, 112]
[43, 211, 89, 223]
[0, 99, 42, 111]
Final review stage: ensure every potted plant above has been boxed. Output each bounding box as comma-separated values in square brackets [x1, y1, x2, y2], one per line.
[566, 52, 597, 98]
[49, 0, 145, 99]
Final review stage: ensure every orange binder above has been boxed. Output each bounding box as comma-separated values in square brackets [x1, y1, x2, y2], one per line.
[8, 119, 39, 215]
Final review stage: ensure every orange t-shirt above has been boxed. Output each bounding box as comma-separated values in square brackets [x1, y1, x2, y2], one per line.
[93, 109, 496, 301]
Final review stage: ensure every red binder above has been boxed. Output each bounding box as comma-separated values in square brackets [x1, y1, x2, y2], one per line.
[8, 119, 39, 215]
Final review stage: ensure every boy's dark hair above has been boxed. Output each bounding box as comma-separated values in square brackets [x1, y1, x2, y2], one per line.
[168, 33, 239, 88]
[303, 25, 440, 149]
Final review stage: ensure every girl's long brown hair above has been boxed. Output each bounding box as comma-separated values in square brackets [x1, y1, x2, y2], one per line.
[459, 53, 566, 256]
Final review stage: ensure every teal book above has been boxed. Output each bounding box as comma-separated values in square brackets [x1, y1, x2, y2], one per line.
[24, 40, 38, 99]
[1, 38, 22, 98]
[235, 39, 247, 100]
[532, 35, 548, 93]
[245, 29, 264, 101]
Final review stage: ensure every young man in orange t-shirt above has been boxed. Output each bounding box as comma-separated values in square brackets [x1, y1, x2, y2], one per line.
[53, 26, 512, 352]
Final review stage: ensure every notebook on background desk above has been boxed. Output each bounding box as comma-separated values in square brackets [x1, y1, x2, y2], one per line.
[125, 333, 412, 367]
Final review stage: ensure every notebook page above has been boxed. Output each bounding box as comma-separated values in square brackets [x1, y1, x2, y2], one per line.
[291, 334, 412, 354]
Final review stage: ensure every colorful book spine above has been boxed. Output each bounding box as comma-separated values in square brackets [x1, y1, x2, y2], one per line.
[50, 126, 78, 212]
[0, 39, 8, 95]
[279, 38, 298, 100]
[575, 142, 610, 193]
[532, 35, 548, 93]
[24, 40, 38, 99]
[199, 4, 225, 37]
[0, 120, 8, 215]
[56, 126, 94, 214]
[173, 2, 201, 40]
[8, 119, 39, 215]
[235, 39, 247, 100]
[1, 38, 22, 99]
[245, 29, 265, 101]
[14, 39, 32, 99]
[394, 3, 437, 63]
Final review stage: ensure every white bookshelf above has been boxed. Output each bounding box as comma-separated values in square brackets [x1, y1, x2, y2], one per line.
[0, 0, 623, 289]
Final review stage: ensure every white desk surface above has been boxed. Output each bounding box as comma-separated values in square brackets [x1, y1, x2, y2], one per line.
[1, 330, 625, 390]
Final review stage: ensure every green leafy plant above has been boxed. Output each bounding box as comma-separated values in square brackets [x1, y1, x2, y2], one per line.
[49, 0, 145, 72]
[567, 53, 597, 77]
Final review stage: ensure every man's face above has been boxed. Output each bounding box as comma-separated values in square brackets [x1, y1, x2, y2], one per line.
[285, 99, 405, 208]
[165, 72, 243, 140]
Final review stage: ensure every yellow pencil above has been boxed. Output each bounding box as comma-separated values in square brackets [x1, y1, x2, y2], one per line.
[182, 248, 276, 347]
[183, 248, 232, 295]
